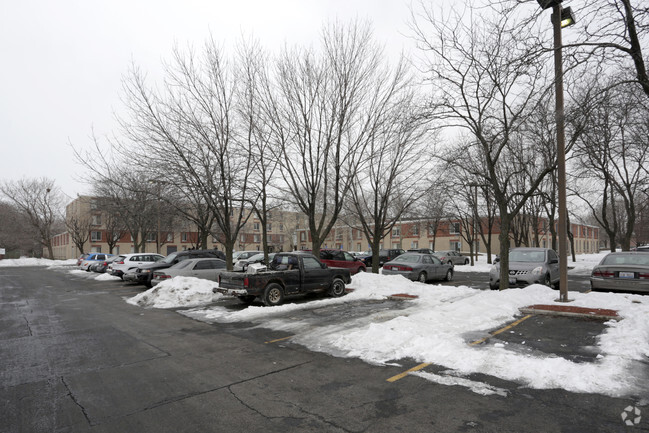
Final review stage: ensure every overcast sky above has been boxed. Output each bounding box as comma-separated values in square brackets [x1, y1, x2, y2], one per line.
[1, 0, 419, 200]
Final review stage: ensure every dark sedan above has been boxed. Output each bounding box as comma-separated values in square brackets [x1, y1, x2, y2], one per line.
[381, 253, 454, 283]
[591, 252, 649, 294]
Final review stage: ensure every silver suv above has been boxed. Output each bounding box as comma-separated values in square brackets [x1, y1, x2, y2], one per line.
[489, 247, 560, 290]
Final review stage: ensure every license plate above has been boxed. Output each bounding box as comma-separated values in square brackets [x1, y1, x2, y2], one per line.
[619, 271, 635, 279]
[391, 267, 399, 271]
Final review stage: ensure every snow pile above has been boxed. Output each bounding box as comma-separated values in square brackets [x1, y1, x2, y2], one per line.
[126, 276, 221, 308]
[0, 257, 76, 267]
[95, 273, 120, 281]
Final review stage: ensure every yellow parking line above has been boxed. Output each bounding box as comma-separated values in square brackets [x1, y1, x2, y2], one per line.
[470, 314, 533, 346]
[387, 314, 534, 382]
[387, 363, 431, 382]
[265, 336, 292, 344]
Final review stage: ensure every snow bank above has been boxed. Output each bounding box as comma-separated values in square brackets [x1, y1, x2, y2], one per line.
[0, 257, 77, 267]
[126, 276, 221, 309]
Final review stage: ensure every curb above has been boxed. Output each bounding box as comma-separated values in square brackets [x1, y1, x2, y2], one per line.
[388, 293, 419, 301]
[519, 304, 620, 321]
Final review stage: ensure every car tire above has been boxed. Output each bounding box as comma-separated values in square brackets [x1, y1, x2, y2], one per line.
[417, 272, 427, 283]
[329, 278, 346, 297]
[357, 266, 366, 272]
[263, 283, 284, 306]
[489, 282, 499, 290]
[464, 258, 469, 265]
[541, 274, 550, 287]
[445, 269, 454, 281]
[553, 279, 560, 291]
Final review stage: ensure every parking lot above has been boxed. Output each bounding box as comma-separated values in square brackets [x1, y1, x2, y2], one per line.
[1, 264, 648, 432]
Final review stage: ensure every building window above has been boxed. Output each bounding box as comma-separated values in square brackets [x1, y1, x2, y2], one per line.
[91, 215, 101, 226]
[392, 226, 401, 238]
[412, 225, 419, 236]
[90, 200, 97, 210]
[91, 231, 102, 242]
[300, 232, 306, 241]
[253, 222, 260, 231]
[146, 232, 156, 242]
[166, 233, 174, 242]
[240, 234, 246, 242]
[411, 241, 418, 249]
[254, 234, 260, 243]
[280, 223, 284, 232]
[450, 223, 461, 234]
[450, 241, 461, 252]
[268, 223, 272, 231]
[181, 232, 188, 242]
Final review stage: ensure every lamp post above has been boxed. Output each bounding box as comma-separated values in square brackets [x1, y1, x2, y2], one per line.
[537, 0, 576, 302]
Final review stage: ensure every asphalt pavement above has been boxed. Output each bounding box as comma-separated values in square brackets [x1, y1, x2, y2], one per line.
[1, 266, 647, 432]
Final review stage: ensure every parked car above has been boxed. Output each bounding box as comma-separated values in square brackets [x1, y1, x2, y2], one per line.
[382, 253, 454, 283]
[151, 258, 227, 286]
[489, 247, 560, 290]
[362, 248, 406, 268]
[109, 253, 165, 279]
[79, 253, 114, 271]
[76, 253, 90, 266]
[216, 251, 352, 306]
[126, 249, 223, 288]
[433, 250, 470, 266]
[308, 249, 366, 275]
[233, 252, 276, 272]
[590, 252, 649, 294]
[90, 255, 120, 273]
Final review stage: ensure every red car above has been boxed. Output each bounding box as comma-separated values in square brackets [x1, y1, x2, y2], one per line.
[310, 249, 367, 275]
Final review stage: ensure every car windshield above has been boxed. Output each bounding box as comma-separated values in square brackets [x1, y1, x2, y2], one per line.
[601, 254, 649, 266]
[509, 250, 546, 263]
[392, 254, 422, 263]
[160, 252, 179, 264]
[246, 253, 264, 262]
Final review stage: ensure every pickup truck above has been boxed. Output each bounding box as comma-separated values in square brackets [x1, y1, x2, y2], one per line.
[215, 252, 352, 306]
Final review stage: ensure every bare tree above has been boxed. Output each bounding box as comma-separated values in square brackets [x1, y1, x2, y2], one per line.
[112, 38, 260, 268]
[412, 3, 558, 289]
[264, 20, 428, 261]
[65, 211, 92, 255]
[0, 201, 40, 257]
[571, 78, 649, 251]
[347, 63, 432, 272]
[0, 178, 64, 258]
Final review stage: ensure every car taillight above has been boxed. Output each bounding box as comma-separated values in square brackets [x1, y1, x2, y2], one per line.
[244, 277, 249, 288]
[117, 260, 124, 264]
[593, 270, 614, 278]
[639, 273, 649, 279]
[392, 265, 413, 271]
[155, 274, 171, 279]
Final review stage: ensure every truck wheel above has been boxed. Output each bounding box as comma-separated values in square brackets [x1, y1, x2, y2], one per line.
[329, 278, 346, 297]
[263, 284, 284, 306]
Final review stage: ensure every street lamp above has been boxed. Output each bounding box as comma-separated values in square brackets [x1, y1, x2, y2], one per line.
[537, 0, 576, 302]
